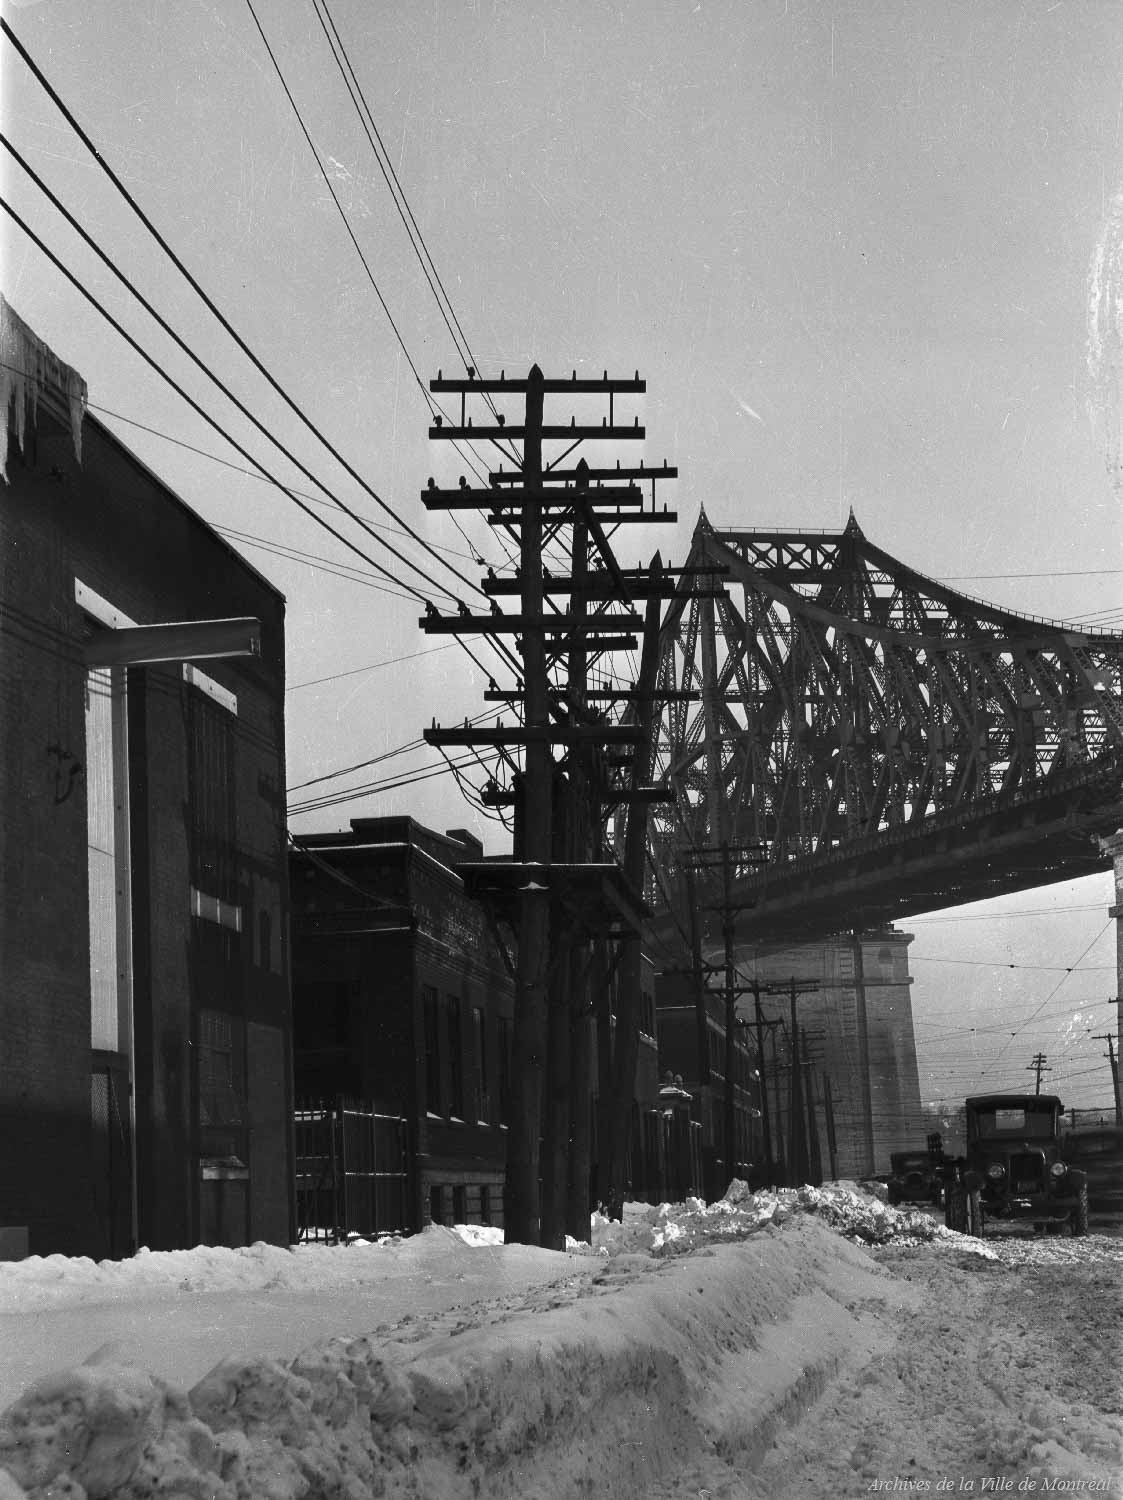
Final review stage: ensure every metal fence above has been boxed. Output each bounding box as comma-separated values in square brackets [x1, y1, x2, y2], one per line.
[294, 1098, 415, 1243]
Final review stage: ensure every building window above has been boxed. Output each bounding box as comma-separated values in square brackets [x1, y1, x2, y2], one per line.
[85, 664, 131, 1054]
[479, 1184, 492, 1225]
[447, 996, 464, 1119]
[429, 1185, 444, 1225]
[452, 1185, 466, 1224]
[422, 985, 442, 1115]
[498, 1015, 512, 1126]
[187, 689, 237, 905]
[472, 1006, 488, 1121]
[198, 1009, 245, 1161]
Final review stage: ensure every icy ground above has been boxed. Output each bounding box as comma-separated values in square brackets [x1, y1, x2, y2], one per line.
[0, 1182, 1119, 1498]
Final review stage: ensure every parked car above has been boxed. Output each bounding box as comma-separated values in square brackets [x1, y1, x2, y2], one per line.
[886, 1150, 943, 1207]
[1061, 1125, 1123, 1216]
[944, 1094, 1088, 1237]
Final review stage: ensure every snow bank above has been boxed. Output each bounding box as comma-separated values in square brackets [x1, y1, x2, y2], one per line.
[0, 1225, 522, 1316]
[591, 1177, 964, 1257]
[0, 1197, 909, 1500]
[4, 1182, 1111, 1499]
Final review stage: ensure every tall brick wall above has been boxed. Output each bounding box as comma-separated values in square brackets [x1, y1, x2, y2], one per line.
[2, 373, 291, 1257]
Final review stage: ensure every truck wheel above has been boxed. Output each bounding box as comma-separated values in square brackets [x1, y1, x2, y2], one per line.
[966, 1188, 983, 1237]
[945, 1184, 967, 1233]
[1071, 1184, 1089, 1238]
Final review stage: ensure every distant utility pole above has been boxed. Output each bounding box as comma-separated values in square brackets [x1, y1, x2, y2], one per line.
[1092, 1031, 1122, 1125]
[787, 979, 822, 1186]
[1027, 1052, 1051, 1095]
[684, 840, 768, 1190]
[822, 1073, 839, 1181]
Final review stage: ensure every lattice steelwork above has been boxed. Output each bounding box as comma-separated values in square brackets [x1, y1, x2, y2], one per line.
[641, 511, 1123, 945]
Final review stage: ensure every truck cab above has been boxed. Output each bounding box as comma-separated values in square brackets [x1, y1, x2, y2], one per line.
[944, 1094, 1088, 1237]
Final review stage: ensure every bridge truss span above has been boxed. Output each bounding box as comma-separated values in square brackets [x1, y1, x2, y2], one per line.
[642, 510, 1123, 946]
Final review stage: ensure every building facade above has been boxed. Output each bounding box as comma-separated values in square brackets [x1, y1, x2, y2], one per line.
[0, 300, 292, 1259]
[290, 818, 514, 1229]
[743, 928, 923, 1180]
[290, 816, 669, 1228]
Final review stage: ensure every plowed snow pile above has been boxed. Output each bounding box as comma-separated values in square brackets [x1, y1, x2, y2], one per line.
[1, 1181, 1119, 1499]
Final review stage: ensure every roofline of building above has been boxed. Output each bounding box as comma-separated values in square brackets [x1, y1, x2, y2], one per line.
[2, 297, 285, 607]
[83, 410, 286, 606]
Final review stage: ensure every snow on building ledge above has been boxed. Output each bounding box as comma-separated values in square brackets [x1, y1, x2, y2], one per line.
[0, 295, 88, 484]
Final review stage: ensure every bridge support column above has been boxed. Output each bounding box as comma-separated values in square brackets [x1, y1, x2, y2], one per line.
[1101, 829, 1123, 1121]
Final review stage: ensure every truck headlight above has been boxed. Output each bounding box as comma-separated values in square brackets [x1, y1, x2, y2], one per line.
[1049, 1161, 1067, 1178]
[986, 1162, 1005, 1180]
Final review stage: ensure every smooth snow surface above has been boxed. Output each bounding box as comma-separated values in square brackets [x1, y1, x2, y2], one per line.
[0, 1182, 1119, 1498]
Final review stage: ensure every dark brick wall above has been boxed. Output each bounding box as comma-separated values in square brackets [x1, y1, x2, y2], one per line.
[1, 397, 291, 1257]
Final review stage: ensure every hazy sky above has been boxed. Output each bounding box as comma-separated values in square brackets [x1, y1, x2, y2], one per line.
[2, 0, 1120, 1110]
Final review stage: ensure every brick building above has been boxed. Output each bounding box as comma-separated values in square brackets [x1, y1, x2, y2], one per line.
[290, 815, 667, 1229]
[290, 817, 514, 1229]
[0, 299, 291, 1259]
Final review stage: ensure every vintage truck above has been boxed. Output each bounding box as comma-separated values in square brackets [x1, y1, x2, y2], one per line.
[886, 1148, 944, 1207]
[943, 1093, 1088, 1237]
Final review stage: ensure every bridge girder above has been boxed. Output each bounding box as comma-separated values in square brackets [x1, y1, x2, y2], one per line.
[640, 511, 1123, 949]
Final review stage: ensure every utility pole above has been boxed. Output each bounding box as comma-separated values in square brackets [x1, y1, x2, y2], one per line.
[746, 978, 793, 1186]
[800, 1028, 825, 1187]
[786, 979, 821, 1187]
[684, 840, 766, 1192]
[422, 366, 679, 1245]
[822, 1073, 839, 1181]
[851, 930, 876, 1177]
[1028, 1052, 1050, 1095]
[1092, 1032, 1122, 1125]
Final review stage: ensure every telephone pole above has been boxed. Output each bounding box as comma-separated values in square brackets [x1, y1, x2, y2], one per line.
[422, 366, 680, 1244]
[1092, 1032, 1122, 1124]
[1027, 1052, 1051, 1095]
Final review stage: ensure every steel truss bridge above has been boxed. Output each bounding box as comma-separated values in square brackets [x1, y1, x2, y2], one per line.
[637, 511, 1123, 951]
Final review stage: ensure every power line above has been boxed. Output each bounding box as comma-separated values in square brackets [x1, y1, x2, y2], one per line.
[288, 643, 455, 692]
[0, 15, 487, 608]
[262, 0, 524, 576]
[288, 748, 502, 816]
[310, 0, 476, 379]
[910, 955, 1112, 972]
[287, 706, 500, 793]
[907, 901, 1108, 923]
[78, 393, 480, 563]
[985, 922, 1113, 1074]
[0, 198, 446, 612]
[212, 525, 421, 602]
[0, 133, 473, 610]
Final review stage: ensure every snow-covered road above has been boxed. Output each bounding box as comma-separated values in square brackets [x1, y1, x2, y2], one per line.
[0, 1184, 1119, 1499]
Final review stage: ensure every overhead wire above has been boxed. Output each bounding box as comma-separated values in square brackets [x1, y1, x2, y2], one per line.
[4, 127, 471, 603]
[288, 749, 504, 816]
[0, 24, 527, 692]
[0, 16, 503, 614]
[245, 0, 519, 576]
[0, 199, 447, 609]
[75, 392, 482, 563]
[289, 643, 456, 693]
[302, 0, 526, 582]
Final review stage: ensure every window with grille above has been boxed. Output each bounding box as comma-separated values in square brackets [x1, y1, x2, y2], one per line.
[198, 1009, 246, 1160]
[498, 1015, 512, 1126]
[472, 1006, 488, 1121]
[187, 690, 237, 906]
[447, 996, 464, 1119]
[423, 985, 443, 1115]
